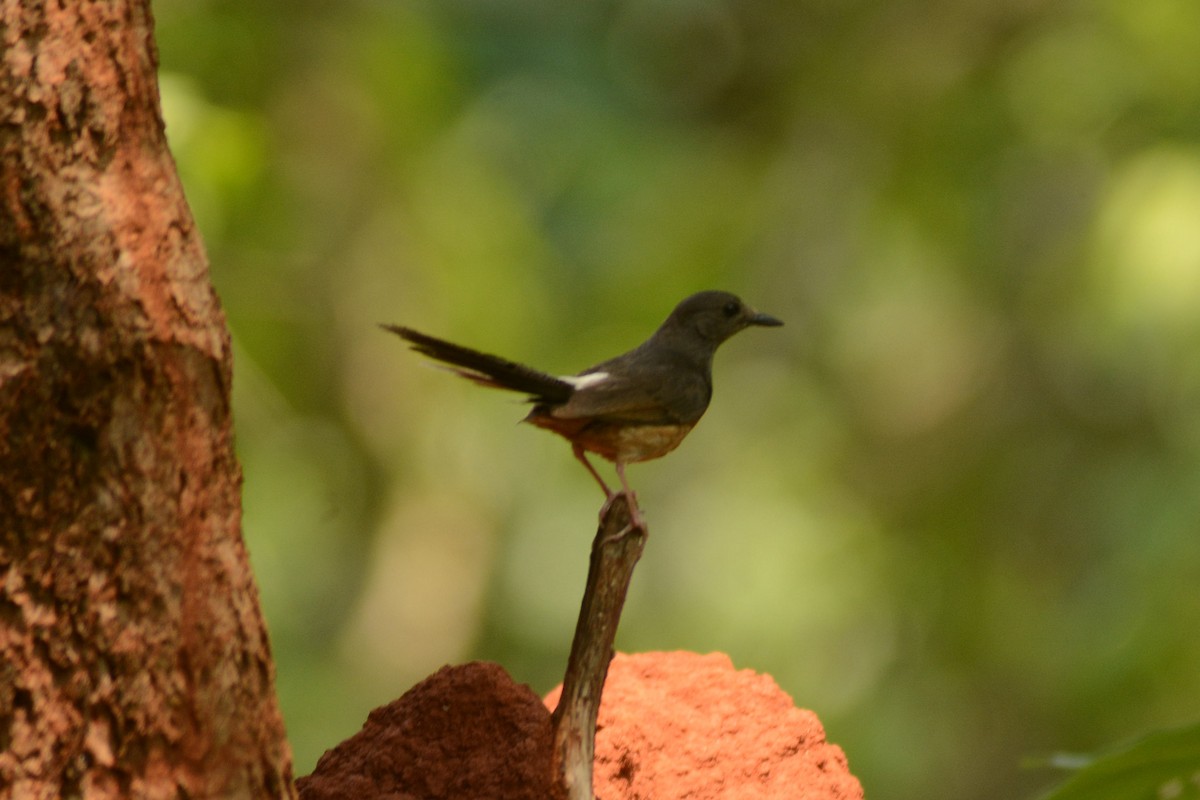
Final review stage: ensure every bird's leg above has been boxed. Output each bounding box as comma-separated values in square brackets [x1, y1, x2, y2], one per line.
[615, 461, 646, 530]
[572, 445, 645, 531]
[572, 443, 614, 500]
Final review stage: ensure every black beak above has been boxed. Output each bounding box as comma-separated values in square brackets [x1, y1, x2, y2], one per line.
[748, 310, 783, 327]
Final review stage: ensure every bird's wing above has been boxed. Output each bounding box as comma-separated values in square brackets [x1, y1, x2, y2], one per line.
[381, 325, 574, 404]
[548, 363, 710, 425]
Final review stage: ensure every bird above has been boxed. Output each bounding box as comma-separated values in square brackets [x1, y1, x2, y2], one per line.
[382, 290, 782, 527]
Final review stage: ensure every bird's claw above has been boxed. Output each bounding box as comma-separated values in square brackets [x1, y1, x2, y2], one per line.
[599, 489, 645, 532]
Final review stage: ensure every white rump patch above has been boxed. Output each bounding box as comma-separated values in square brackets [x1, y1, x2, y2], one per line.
[560, 371, 609, 390]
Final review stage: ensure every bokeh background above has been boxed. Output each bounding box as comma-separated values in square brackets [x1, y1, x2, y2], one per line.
[152, 1, 1200, 798]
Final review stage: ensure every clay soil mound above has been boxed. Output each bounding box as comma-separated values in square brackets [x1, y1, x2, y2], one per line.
[547, 651, 864, 800]
[298, 651, 862, 800]
[297, 661, 563, 800]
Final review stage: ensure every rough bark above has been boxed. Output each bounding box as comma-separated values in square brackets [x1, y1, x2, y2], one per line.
[552, 495, 646, 799]
[0, 2, 295, 798]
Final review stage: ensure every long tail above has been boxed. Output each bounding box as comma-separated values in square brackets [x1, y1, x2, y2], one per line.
[381, 324, 574, 405]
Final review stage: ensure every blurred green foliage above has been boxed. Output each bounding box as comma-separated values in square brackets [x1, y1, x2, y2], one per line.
[1037, 722, 1200, 800]
[153, 1, 1200, 798]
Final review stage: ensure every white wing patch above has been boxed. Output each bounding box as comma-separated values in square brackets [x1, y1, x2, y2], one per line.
[560, 371, 609, 390]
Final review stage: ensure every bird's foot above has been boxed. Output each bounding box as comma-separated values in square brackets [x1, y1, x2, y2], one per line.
[626, 494, 646, 531]
[599, 490, 645, 534]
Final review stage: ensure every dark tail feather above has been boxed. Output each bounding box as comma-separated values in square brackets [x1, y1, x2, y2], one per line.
[381, 324, 574, 404]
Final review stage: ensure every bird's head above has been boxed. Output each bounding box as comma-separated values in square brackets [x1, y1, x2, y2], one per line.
[661, 290, 783, 348]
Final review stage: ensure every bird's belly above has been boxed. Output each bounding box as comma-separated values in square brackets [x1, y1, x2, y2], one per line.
[526, 411, 696, 463]
[589, 423, 694, 464]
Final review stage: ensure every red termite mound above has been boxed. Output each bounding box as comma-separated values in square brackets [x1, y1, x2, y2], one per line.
[298, 651, 863, 800]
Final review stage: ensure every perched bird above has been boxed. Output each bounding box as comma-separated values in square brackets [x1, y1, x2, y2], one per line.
[383, 290, 782, 526]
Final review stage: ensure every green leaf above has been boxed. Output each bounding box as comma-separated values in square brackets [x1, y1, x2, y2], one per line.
[1037, 722, 1200, 800]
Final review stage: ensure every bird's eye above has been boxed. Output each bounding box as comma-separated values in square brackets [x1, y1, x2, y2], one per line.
[722, 301, 740, 317]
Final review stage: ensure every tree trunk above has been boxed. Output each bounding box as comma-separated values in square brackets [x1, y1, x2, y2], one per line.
[0, 2, 295, 798]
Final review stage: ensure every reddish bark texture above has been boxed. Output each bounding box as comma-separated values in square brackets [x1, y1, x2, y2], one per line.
[301, 653, 861, 800]
[0, 2, 293, 798]
[297, 662, 565, 800]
